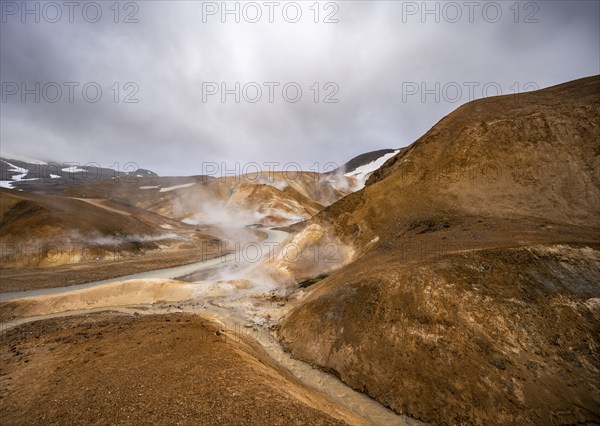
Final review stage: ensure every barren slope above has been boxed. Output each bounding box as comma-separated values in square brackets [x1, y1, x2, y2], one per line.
[0, 313, 364, 425]
[57, 172, 354, 227]
[278, 76, 600, 425]
[0, 188, 223, 290]
[322, 76, 599, 246]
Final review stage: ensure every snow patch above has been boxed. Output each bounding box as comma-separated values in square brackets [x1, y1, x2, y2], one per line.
[61, 166, 86, 173]
[140, 185, 159, 190]
[2, 160, 29, 182]
[345, 150, 399, 189]
[159, 183, 195, 192]
[2, 161, 27, 174]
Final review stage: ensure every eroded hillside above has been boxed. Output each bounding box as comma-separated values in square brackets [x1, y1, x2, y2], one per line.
[278, 76, 600, 425]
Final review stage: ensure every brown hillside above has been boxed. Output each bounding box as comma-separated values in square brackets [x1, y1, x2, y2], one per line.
[58, 172, 353, 227]
[0, 188, 219, 271]
[319, 75, 599, 249]
[279, 76, 600, 425]
[0, 313, 361, 425]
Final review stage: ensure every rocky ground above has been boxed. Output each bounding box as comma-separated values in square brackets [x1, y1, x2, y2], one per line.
[0, 247, 223, 294]
[0, 312, 364, 425]
[279, 242, 600, 425]
[276, 76, 600, 424]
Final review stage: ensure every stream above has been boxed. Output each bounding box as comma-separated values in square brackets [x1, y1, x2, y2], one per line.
[0, 228, 422, 426]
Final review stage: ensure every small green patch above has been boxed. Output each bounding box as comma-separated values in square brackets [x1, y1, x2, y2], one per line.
[297, 274, 329, 288]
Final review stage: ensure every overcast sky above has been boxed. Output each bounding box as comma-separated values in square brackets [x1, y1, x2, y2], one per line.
[1, 1, 599, 176]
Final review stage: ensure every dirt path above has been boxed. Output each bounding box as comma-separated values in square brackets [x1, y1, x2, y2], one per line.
[72, 197, 132, 216]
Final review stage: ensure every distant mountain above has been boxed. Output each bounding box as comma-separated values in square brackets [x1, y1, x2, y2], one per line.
[0, 156, 159, 193]
[331, 149, 399, 175]
[128, 168, 159, 178]
[328, 149, 401, 189]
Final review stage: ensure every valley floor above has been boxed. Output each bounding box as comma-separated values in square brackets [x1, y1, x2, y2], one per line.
[0, 245, 225, 294]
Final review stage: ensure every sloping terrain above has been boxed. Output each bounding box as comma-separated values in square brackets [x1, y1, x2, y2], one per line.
[278, 76, 600, 424]
[58, 171, 356, 227]
[0, 155, 158, 193]
[325, 75, 599, 245]
[0, 150, 390, 292]
[0, 188, 180, 241]
[329, 149, 402, 190]
[0, 188, 224, 290]
[329, 149, 399, 176]
[0, 313, 364, 425]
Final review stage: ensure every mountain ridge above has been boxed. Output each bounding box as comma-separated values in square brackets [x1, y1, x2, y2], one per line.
[278, 75, 600, 425]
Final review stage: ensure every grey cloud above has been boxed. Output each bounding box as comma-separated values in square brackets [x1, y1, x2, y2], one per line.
[1, 0, 598, 176]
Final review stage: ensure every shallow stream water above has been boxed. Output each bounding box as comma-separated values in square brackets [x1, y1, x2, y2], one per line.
[0, 228, 422, 425]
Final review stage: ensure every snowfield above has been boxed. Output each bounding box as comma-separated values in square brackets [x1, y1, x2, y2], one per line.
[159, 183, 195, 192]
[1, 160, 31, 188]
[345, 150, 399, 189]
[61, 166, 87, 173]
